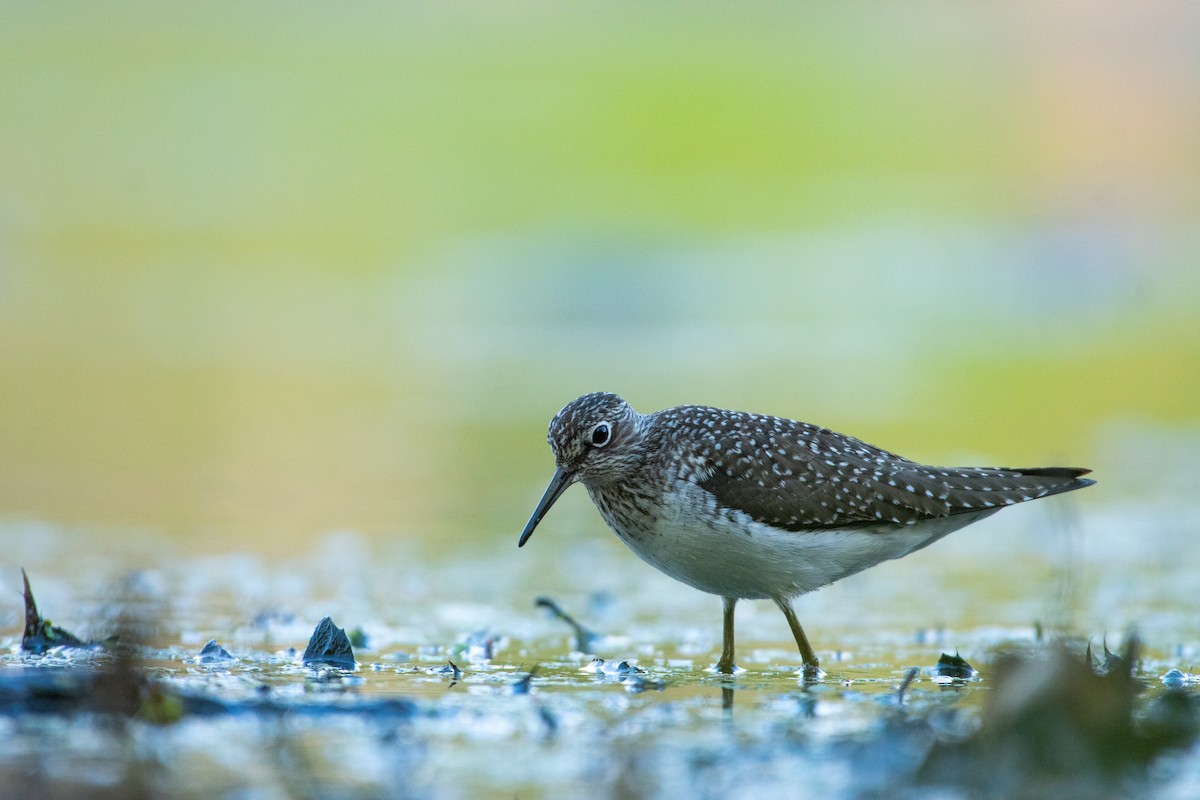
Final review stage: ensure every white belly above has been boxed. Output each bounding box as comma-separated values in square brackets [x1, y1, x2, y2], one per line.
[592, 482, 995, 600]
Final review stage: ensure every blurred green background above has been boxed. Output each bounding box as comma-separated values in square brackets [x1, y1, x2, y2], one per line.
[1, 2, 1197, 554]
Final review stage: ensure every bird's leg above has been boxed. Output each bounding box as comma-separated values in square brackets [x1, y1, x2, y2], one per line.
[715, 596, 738, 674]
[775, 598, 821, 675]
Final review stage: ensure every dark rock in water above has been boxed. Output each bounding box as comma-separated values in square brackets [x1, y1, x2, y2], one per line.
[20, 568, 89, 653]
[933, 652, 977, 680]
[199, 640, 235, 663]
[302, 616, 356, 669]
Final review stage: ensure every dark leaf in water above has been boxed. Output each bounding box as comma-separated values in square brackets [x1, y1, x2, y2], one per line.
[20, 568, 88, 653]
[1086, 635, 1133, 675]
[934, 652, 977, 680]
[301, 616, 356, 669]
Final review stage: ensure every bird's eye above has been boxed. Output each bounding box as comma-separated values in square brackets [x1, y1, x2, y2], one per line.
[590, 422, 612, 447]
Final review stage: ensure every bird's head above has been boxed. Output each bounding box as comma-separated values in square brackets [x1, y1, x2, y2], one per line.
[518, 392, 645, 547]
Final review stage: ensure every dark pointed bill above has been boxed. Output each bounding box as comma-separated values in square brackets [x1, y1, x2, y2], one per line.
[518, 465, 574, 547]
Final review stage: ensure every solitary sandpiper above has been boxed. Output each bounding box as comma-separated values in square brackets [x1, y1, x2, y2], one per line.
[518, 392, 1094, 676]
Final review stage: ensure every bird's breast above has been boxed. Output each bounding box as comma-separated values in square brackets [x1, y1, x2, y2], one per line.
[586, 478, 802, 598]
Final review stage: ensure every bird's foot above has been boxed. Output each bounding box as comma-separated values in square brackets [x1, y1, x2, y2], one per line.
[708, 661, 746, 676]
[796, 662, 824, 683]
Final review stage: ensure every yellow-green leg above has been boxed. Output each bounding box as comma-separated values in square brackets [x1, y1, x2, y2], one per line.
[715, 596, 738, 674]
[776, 598, 820, 672]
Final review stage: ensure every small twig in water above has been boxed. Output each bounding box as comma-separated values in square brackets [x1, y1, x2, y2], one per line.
[896, 667, 920, 705]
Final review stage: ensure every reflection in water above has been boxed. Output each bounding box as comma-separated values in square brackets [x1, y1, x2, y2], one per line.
[796, 690, 818, 720]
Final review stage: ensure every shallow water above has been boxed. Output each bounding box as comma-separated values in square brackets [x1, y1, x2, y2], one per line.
[3, 494, 1199, 798]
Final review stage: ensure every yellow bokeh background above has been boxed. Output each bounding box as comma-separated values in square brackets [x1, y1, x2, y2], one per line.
[1, 2, 1196, 552]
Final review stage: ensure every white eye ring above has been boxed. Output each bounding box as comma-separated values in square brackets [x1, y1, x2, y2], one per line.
[589, 421, 612, 447]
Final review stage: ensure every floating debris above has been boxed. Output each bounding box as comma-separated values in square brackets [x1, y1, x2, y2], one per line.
[301, 617, 356, 669]
[535, 596, 599, 653]
[428, 660, 463, 680]
[20, 569, 89, 653]
[579, 658, 605, 674]
[1162, 669, 1197, 689]
[580, 657, 643, 677]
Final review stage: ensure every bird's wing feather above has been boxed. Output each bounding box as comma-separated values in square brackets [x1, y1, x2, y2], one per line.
[673, 408, 1093, 532]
